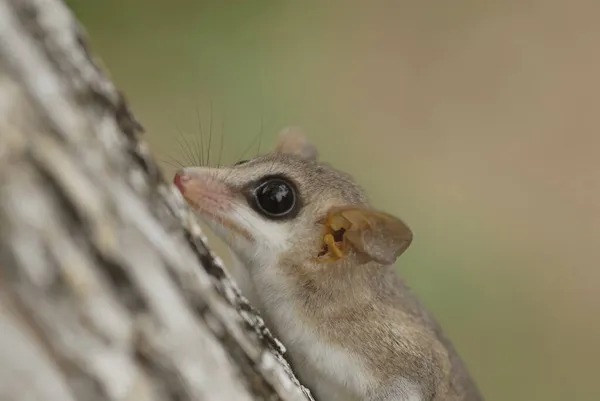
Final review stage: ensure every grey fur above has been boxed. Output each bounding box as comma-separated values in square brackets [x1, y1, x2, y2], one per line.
[176, 129, 484, 401]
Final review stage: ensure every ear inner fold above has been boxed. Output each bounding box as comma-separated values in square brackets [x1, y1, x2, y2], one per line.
[326, 206, 413, 265]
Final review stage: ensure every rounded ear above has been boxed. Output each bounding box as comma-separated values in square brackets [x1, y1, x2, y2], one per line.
[325, 205, 413, 265]
[275, 126, 319, 160]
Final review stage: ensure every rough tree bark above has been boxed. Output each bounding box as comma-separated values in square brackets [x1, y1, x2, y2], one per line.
[0, 0, 315, 400]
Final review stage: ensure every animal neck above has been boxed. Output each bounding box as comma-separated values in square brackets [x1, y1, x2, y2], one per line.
[254, 257, 388, 314]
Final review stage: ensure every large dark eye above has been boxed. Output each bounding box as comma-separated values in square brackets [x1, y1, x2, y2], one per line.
[251, 178, 298, 219]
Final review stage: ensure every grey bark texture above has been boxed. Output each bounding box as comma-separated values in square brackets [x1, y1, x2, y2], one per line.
[0, 0, 315, 400]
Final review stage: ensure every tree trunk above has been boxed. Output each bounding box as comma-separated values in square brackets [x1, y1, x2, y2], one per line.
[0, 1, 314, 400]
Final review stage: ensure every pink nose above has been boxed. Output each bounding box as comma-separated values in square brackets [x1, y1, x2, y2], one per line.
[173, 170, 188, 193]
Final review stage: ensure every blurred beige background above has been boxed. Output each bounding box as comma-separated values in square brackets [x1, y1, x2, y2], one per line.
[68, 1, 600, 400]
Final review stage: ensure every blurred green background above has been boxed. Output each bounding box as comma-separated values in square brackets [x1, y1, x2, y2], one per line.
[67, 1, 600, 400]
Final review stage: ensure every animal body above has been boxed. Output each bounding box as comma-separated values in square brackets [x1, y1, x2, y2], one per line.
[173, 128, 484, 401]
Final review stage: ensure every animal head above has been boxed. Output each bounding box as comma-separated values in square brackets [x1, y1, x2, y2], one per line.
[173, 127, 412, 269]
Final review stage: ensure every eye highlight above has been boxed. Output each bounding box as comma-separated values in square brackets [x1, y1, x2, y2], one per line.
[251, 177, 299, 219]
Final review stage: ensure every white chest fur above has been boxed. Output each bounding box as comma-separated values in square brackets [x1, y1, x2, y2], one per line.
[250, 265, 376, 401]
[226, 256, 422, 401]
